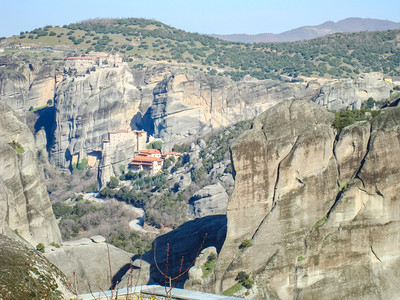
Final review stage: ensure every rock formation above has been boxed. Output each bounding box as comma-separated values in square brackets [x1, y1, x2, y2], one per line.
[126, 215, 227, 288]
[44, 236, 133, 294]
[0, 233, 71, 299]
[212, 99, 400, 299]
[0, 101, 61, 246]
[151, 73, 318, 150]
[313, 72, 393, 110]
[0, 54, 63, 114]
[189, 183, 229, 218]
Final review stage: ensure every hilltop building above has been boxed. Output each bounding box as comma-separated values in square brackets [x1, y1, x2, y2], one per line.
[64, 54, 123, 75]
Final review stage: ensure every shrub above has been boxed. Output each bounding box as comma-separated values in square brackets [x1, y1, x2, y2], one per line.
[108, 176, 119, 189]
[239, 239, 252, 249]
[146, 140, 162, 151]
[236, 271, 253, 289]
[36, 243, 45, 253]
[297, 256, 305, 262]
[50, 242, 60, 248]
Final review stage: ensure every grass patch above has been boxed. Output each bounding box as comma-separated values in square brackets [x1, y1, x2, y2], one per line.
[222, 283, 242, 296]
[201, 253, 217, 279]
[9, 141, 24, 154]
[312, 216, 327, 230]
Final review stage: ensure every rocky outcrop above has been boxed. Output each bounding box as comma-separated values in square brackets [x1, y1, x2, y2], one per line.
[0, 233, 71, 299]
[0, 54, 63, 114]
[0, 101, 61, 246]
[50, 64, 156, 170]
[45, 236, 133, 294]
[212, 99, 400, 299]
[189, 183, 229, 218]
[151, 73, 319, 150]
[313, 72, 393, 110]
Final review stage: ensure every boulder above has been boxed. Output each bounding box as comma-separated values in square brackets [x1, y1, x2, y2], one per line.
[189, 183, 229, 218]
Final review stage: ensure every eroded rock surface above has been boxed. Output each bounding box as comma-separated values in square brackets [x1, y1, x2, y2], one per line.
[44, 236, 133, 294]
[0, 102, 61, 246]
[0, 234, 71, 299]
[313, 72, 393, 110]
[189, 183, 229, 218]
[213, 99, 400, 299]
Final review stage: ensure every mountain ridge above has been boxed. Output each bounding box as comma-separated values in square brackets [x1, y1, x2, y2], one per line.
[210, 17, 400, 43]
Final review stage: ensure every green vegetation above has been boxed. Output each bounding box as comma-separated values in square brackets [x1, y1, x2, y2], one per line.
[313, 216, 327, 230]
[339, 180, 355, 192]
[202, 252, 217, 278]
[52, 200, 152, 254]
[332, 109, 381, 132]
[50, 242, 60, 248]
[8, 141, 24, 154]
[235, 271, 254, 289]
[146, 140, 162, 151]
[5, 18, 400, 79]
[297, 256, 306, 262]
[36, 243, 45, 253]
[108, 176, 119, 189]
[72, 158, 88, 171]
[239, 239, 252, 249]
[222, 283, 243, 296]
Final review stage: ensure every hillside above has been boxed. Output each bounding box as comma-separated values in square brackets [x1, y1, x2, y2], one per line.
[1, 18, 400, 80]
[211, 17, 400, 43]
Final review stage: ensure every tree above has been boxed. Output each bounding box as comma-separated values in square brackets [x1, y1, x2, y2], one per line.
[108, 176, 119, 189]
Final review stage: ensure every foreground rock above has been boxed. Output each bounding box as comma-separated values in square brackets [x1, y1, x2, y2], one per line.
[213, 99, 400, 299]
[45, 236, 133, 294]
[0, 234, 71, 299]
[0, 101, 61, 246]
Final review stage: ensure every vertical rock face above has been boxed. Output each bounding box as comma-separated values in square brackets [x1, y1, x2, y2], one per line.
[0, 55, 63, 114]
[214, 99, 400, 299]
[151, 73, 319, 150]
[50, 64, 161, 170]
[0, 102, 61, 246]
[313, 72, 393, 110]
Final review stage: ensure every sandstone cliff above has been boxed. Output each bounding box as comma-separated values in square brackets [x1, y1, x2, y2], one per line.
[212, 99, 400, 299]
[0, 101, 61, 246]
[0, 54, 63, 114]
[151, 73, 318, 150]
[313, 72, 393, 110]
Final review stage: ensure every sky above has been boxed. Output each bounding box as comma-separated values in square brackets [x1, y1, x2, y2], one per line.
[1, 0, 399, 38]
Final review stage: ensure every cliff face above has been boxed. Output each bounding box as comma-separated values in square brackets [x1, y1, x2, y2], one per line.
[151, 73, 318, 150]
[213, 99, 400, 299]
[50, 64, 156, 170]
[0, 102, 61, 246]
[49, 63, 320, 173]
[313, 72, 393, 110]
[0, 55, 62, 114]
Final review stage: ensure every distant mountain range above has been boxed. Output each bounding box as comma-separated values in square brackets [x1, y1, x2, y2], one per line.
[210, 18, 400, 43]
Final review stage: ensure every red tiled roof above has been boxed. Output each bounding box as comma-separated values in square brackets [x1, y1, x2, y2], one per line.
[65, 57, 95, 60]
[136, 149, 161, 154]
[103, 139, 110, 143]
[162, 152, 177, 155]
[130, 156, 163, 163]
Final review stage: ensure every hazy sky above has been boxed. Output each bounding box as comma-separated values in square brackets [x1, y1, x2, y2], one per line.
[1, 0, 399, 38]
